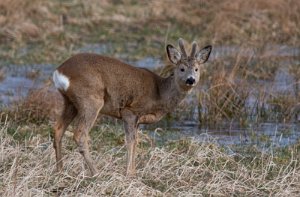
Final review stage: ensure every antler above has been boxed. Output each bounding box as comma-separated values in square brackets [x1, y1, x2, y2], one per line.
[178, 38, 187, 58]
[190, 41, 197, 58]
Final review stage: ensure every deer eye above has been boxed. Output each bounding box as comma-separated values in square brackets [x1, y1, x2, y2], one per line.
[180, 68, 185, 72]
[195, 68, 198, 72]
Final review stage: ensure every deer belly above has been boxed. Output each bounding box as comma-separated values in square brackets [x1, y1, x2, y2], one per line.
[100, 101, 122, 118]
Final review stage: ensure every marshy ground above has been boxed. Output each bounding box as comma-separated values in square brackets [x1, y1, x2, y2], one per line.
[0, 0, 300, 196]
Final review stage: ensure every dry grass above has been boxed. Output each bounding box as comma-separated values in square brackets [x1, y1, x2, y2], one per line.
[2, 0, 298, 43]
[0, 0, 56, 42]
[0, 0, 299, 64]
[0, 67, 5, 82]
[4, 86, 63, 124]
[198, 53, 250, 124]
[1, 119, 300, 196]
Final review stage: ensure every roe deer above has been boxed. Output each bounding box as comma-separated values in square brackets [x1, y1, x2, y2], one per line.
[52, 38, 212, 177]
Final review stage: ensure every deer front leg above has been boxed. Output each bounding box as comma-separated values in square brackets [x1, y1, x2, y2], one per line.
[125, 128, 137, 177]
[122, 110, 138, 177]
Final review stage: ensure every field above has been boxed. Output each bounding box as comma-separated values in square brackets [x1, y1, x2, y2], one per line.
[0, 0, 300, 196]
[1, 121, 300, 196]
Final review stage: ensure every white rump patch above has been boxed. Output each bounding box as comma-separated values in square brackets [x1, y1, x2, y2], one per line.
[52, 70, 70, 91]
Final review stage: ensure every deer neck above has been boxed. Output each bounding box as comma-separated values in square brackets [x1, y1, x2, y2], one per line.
[158, 75, 189, 112]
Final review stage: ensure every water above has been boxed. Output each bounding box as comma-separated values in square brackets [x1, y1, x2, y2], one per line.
[144, 121, 300, 148]
[0, 44, 299, 147]
[0, 64, 54, 105]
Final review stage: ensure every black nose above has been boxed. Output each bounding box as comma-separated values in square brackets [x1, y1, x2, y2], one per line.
[186, 77, 195, 85]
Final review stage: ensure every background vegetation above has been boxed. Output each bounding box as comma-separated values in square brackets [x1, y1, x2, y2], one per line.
[0, 0, 299, 196]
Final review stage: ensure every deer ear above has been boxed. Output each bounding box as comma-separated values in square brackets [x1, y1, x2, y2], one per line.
[195, 45, 212, 64]
[166, 44, 181, 64]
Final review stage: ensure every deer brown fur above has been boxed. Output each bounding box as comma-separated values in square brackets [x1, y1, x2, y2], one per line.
[53, 38, 212, 177]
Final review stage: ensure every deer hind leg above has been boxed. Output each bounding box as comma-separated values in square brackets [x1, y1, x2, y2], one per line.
[54, 96, 77, 172]
[73, 98, 103, 176]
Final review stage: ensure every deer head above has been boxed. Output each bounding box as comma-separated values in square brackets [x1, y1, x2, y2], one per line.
[166, 38, 212, 91]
